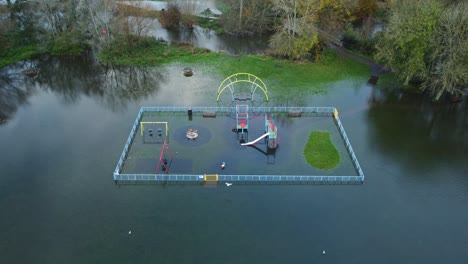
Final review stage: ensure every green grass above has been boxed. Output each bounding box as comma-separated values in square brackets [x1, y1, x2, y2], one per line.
[0, 45, 40, 68]
[99, 38, 370, 95]
[304, 131, 340, 170]
[99, 38, 212, 66]
[49, 31, 89, 56]
[117, 3, 160, 18]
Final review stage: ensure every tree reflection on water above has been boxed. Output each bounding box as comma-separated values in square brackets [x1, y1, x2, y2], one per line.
[0, 53, 167, 124]
[367, 86, 468, 169]
[0, 61, 36, 124]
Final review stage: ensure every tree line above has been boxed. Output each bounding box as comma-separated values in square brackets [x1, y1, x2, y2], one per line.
[374, 0, 467, 100]
[0, 0, 466, 100]
[0, 0, 377, 59]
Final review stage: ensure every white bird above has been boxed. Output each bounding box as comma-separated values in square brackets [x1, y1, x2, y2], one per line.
[225, 182, 232, 187]
[128, 230, 132, 235]
[322, 250, 326, 255]
[221, 162, 226, 170]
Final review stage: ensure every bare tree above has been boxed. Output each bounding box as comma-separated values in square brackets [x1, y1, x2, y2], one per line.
[34, 0, 63, 35]
[82, 0, 116, 46]
[220, 0, 275, 35]
[115, 1, 154, 36]
[170, 0, 200, 29]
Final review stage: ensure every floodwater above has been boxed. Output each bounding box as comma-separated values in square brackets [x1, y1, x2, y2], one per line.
[146, 21, 271, 55]
[1, 54, 468, 264]
[126, 1, 271, 55]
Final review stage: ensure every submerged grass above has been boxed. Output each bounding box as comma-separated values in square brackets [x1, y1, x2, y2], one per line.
[99, 39, 370, 95]
[0, 45, 39, 68]
[304, 131, 340, 170]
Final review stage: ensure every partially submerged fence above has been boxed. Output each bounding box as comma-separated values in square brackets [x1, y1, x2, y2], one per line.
[114, 106, 365, 185]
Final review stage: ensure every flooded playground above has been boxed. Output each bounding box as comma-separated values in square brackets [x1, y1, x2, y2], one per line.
[119, 108, 358, 179]
[2, 52, 468, 263]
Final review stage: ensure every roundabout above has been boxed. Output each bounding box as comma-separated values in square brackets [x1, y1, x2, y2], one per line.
[186, 128, 198, 139]
[175, 125, 212, 146]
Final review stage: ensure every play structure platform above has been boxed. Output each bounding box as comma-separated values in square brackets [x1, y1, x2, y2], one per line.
[114, 106, 365, 185]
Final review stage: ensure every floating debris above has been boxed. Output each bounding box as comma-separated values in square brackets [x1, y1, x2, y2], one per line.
[23, 68, 40, 78]
[183, 67, 193, 77]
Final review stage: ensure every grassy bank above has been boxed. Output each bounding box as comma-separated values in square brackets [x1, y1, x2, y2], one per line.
[304, 131, 340, 170]
[99, 39, 370, 94]
[117, 3, 160, 18]
[99, 37, 212, 66]
[0, 45, 39, 68]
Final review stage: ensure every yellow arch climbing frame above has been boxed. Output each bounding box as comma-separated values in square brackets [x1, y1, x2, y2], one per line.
[216, 73, 269, 102]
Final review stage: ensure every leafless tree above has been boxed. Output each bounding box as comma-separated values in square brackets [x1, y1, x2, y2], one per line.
[82, 0, 116, 46]
[220, 0, 275, 36]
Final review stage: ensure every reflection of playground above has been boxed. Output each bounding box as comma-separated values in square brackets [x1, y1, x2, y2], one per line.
[248, 144, 277, 164]
[135, 158, 194, 174]
[149, 140, 196, 174]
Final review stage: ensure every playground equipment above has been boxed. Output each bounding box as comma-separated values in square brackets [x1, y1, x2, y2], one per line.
[186, 128, 198, 139]
[216, 73, 269, 102]
[156, 141, 173, 174]
[114, 106, 365, 185]
[235, 105, 249, 133]
[141, 121, 169, 143]
[232, 105, 249, 143]
[241, 133, 268, 146]
[265, 114, 279, 149]
[241, 114, 279, 149]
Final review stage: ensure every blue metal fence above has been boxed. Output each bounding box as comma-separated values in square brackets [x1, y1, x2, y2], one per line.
[113, 106, 365, 185]
[114, 174, 363, 184]
[335, 115, 365, 181]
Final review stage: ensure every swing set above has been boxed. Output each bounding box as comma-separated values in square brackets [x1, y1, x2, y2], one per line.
[156, 141, 173, 174]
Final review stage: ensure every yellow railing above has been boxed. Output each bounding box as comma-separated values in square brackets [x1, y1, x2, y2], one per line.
[204, 174, 219, 182]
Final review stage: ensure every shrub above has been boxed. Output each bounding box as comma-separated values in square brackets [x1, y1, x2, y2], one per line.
[342, 28, 376, 56]
[50, 31, 88, 56]
[159, 4, 181, 30]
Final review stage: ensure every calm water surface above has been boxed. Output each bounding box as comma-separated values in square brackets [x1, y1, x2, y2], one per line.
[0, 55, 467, 264]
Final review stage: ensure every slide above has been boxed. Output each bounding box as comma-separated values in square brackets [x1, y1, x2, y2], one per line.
[241, 133, 269, 146]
